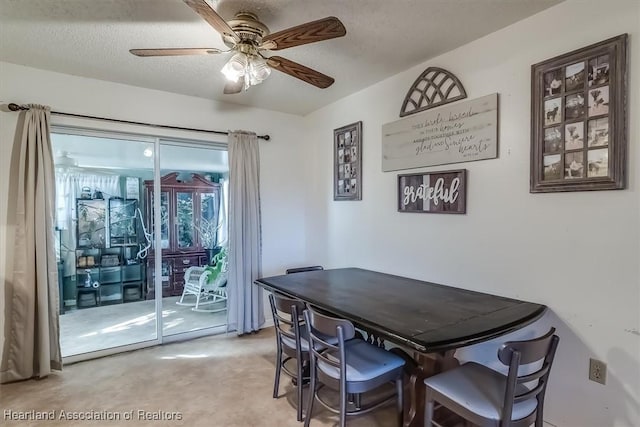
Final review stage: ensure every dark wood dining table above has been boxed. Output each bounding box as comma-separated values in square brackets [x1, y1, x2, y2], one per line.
[255, 267, 547, 427]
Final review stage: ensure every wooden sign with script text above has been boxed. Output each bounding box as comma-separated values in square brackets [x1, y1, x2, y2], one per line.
[382, 93, 498, 171]
[398, 169, 466, 214]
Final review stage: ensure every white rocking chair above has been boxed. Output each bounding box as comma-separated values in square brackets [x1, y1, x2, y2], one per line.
[176, 266, 228, 313]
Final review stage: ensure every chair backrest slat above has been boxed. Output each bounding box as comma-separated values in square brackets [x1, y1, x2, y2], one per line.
[273, 294, 306, 316]
[269, 293, 305, 342]
[516, 363, 550, 384]
[306, 328, 345, 360]
[310, 326, 344, 369]
[304, 307, 354, 369]
[498, 328, 556, 365]
[513, 381, 545, 403]
[306, 307, 355, 340]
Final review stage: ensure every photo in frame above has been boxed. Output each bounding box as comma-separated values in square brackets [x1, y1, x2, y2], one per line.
[530, 34, 627, 192]
[334, 121, 362, 200]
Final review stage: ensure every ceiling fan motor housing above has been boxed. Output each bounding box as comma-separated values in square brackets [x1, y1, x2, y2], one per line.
[223, 12, 270, 47]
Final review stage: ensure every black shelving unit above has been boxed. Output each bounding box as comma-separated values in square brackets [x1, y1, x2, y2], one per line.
[75, 247, 144, 309]
[73, 196, 146, 309]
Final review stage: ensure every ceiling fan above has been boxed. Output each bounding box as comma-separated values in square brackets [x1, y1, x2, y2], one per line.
[130, 0, 346, 94]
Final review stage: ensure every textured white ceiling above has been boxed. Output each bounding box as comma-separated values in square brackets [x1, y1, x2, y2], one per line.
[0, 0, 560, 115]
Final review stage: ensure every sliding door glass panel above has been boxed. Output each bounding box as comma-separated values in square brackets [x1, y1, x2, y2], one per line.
[158, 141, 228, 338]
[51, 132, 158, 358]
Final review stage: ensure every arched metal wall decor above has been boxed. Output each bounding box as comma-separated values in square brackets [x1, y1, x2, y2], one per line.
[400, 67, 467, 117]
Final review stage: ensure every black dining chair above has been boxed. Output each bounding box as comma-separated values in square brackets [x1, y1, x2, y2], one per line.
[424, 328, 559, 427]
[269, 292, 309, 422]
[303, 306, 405, 427]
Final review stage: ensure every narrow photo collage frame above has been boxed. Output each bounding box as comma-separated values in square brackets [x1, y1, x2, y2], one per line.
[334, 121, 362, 201]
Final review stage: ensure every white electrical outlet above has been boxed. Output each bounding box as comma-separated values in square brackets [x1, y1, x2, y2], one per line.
[589, 358, 607, 385]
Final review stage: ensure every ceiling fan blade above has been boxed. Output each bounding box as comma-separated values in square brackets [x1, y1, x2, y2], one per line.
[267, 56, 334, 89]
[183, 0, 240, 43]
[130, 48, 222, 57]
[223, 76, 244, 94]
[260, 17, 346, 51]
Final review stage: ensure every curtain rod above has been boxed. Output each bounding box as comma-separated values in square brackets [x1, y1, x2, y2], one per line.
[6, 103, 270, 141]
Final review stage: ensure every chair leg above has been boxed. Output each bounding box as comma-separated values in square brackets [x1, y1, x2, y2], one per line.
[273, 347, 282, 399]
[339, 382, 347, 427]
[296, 358, 303, 422]
[194, 291, 202, 311]
[304, 360, 317, 427]
[354, 393, 362, 410]
[396, 377, 404, 427]
[424, 397, 434, 427]
[535, 398, 545, 427]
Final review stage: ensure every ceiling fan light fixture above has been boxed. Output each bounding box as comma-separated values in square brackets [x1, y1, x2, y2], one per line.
[248, 55, 271, 85]
[221, 51, 271, 90]
[221, 52, 247, 82]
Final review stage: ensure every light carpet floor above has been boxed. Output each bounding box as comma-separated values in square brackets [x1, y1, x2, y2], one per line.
[60, 296, 227, 357]
[1, 328, 399, 427]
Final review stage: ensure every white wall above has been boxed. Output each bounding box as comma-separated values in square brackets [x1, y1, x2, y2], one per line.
[303, 1, 639, 426]
[0, 62, 308, 348]
[1, 1, 639, 424]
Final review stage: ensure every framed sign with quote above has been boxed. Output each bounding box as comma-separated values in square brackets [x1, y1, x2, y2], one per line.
[530, 34, 627, 193]
[382, 93, 498, 172]
[334, 121, 362, 201]
[398, 169, 466, 214]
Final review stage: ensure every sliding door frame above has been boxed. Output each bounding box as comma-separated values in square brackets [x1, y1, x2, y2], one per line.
[52, 124, 228, 364]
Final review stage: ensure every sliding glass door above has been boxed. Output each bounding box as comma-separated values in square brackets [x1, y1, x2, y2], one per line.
[158, 141, 229, 339]
[52, 131, 159, 359]
[52, 128, 228, 361]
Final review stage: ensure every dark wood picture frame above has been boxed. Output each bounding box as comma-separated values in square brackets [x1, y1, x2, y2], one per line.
[397, 169, 466, 214]
[530, 34, 627, 193]
[334, 121, 362, 201]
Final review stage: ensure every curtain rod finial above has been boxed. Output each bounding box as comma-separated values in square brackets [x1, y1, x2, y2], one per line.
[7, 103, 26, 112]
[261, 134, 270, 141]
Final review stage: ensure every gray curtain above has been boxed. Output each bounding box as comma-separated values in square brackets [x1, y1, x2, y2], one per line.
[226, 131, 264, 335]
[1, 104, 62, 383]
